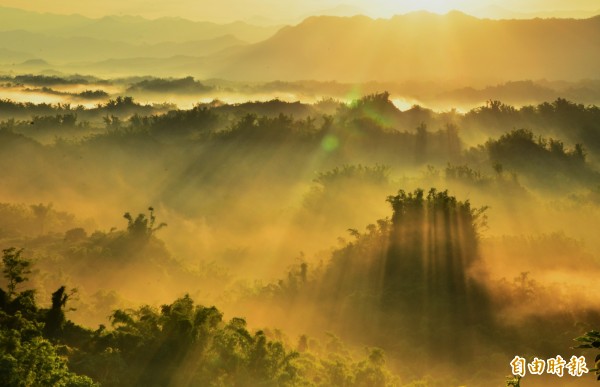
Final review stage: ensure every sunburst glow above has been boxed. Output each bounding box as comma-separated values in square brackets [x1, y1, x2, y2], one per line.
[383, 0, 463, 15]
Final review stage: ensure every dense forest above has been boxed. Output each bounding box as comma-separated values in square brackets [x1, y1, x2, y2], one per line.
[1, 2, 599, 385]
[0, 88, 599, 386]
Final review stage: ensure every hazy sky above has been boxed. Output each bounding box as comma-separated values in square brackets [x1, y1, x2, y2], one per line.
[0, 0, 598, 22]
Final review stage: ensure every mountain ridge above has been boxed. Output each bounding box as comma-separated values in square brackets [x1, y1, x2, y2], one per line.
[0, 6, 280, 44]
[3, 10, 598, 84]
[207, 12, 600, 83]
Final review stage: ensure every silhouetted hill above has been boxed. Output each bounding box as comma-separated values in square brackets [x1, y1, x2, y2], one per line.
[62, 15, 278, 44]
[210, 12, 600, 82]
[0, 6, 279, 44]
[0, 30, 246, 63]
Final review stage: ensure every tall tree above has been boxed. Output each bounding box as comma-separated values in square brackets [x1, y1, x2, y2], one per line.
[1, 247, 31, 298]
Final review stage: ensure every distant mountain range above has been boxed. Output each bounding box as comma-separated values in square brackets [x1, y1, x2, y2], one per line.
[0, 6, 281, 66]
[0, 6, 280, 66]
[1, 8, 598, 85]
[0, 7, 279, 44]
[0, 31, 246, 63]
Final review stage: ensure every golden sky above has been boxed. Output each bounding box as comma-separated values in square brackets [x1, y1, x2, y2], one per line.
[0, 0, 598, 22]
